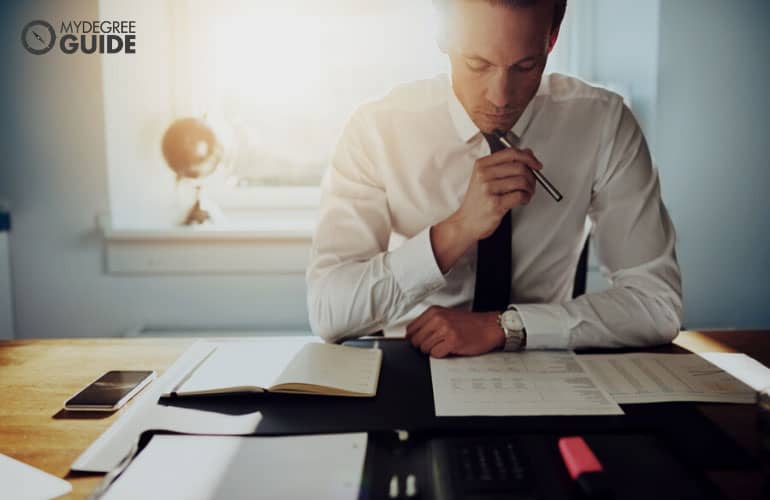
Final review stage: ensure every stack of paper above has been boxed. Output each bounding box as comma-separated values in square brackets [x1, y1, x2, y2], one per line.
[101, 433, 367, 500]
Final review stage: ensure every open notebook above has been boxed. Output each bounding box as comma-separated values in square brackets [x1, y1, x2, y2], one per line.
[162, 338, 382, 398]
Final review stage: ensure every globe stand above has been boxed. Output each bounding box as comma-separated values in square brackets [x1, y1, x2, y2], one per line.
[183, 185, 224, 226]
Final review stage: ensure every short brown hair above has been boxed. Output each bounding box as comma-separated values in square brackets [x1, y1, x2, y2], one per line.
[433, 0, 568, 32]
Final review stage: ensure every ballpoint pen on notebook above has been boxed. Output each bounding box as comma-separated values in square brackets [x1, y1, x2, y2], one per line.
[493, 130, 563, 202]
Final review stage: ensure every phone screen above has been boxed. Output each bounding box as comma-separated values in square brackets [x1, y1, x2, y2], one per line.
[66, 370, 154, 407]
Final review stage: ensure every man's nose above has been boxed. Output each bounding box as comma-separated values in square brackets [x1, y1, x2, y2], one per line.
[485, 68, 511, 108]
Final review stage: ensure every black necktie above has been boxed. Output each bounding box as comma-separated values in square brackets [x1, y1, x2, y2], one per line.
[472, 134, 512, 312]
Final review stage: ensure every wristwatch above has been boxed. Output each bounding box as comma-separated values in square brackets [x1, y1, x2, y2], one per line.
[497, 306, 527, 352]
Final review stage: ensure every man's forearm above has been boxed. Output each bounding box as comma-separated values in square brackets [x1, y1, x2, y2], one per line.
[308, 227, 449, 342]
[430, 214, 477, 274]
[514, 276, 682, 350]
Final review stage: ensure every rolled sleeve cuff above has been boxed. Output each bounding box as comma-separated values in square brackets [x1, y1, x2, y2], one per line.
[387, 227, 447, 299]
[513, 303, 571, 349]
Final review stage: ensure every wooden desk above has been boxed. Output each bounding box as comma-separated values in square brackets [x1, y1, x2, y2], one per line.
[0, 338, 193, 499]
[0, 331, 768, 499]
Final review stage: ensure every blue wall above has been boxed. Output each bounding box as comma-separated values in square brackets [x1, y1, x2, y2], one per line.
[581, 0, 770, 329]
[656, 0, 770, 328]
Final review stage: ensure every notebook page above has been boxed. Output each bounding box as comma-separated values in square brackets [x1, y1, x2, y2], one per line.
[174, 337, 318, 394]
[272, 343, 382, 396]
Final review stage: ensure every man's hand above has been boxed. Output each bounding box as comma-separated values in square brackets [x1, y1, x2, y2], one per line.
[405, 306, 505, 358]
[430, 146, 542, 273]
[456, 146, 542, 240]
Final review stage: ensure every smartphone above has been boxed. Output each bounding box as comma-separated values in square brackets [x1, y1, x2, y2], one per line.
[64, 370, 156, 411]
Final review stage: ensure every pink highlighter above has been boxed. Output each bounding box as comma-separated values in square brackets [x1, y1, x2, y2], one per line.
[558, 436, 613, 498]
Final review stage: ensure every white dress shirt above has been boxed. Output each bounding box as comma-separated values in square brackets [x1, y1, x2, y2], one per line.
[306, 73, 682, 349]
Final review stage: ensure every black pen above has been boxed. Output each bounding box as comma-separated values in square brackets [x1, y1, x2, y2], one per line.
[493, 130, 563, 202]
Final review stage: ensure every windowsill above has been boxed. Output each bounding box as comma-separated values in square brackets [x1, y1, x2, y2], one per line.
[100, 208, 316, 238]
[100, 212, 315, 275]
[104, 223, 315, 242]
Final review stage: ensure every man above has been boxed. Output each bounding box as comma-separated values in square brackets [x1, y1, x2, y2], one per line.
[306, 0, 682, 357]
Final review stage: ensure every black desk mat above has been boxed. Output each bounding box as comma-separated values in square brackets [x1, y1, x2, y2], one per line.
[158, 339, 755, 470]
[132, 429, 726, 500]
[359, 430, 727, 500]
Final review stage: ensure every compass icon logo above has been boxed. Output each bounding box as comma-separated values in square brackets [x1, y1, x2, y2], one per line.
[21, 20, 56, 55]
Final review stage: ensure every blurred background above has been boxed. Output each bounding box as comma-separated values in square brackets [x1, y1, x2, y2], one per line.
[0, 0, 768, 339]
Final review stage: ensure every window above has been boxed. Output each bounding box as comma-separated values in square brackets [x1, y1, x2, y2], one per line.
[99, 0, 579, 228]
[170, 0, 450, 210]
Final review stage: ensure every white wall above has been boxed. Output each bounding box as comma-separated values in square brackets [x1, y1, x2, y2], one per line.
[0, 0, 311, 338]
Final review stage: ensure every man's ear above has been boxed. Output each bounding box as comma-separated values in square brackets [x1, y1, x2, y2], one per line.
[547, 27, 560, 54]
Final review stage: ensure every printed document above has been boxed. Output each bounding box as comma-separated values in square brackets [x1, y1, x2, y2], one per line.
[697, 352, 770, 392]
[577, 353, 756, 404]
[430, 351, 624, 416]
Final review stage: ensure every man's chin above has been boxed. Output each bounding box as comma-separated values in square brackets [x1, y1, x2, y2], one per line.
[474, 114, 518, 135]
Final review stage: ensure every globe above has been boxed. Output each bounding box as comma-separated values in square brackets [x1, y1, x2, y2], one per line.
[161, 117, 223, 180]
[161, 117, 225, 225]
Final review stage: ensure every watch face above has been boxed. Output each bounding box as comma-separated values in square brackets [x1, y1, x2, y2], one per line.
[21, 20, 56, 55]
[502, 310, 523, 331]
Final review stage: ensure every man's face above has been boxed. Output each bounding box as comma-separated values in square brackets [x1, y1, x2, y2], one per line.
[441, 1, 558, 134]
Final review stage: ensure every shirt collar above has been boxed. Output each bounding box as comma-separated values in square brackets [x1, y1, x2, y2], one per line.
[447, 76, 541, 144]
[447, 79, 481, 143]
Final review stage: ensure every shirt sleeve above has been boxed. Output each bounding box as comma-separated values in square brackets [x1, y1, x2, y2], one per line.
[513, 97, 683, 350]
[306, 111, 447, 343]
